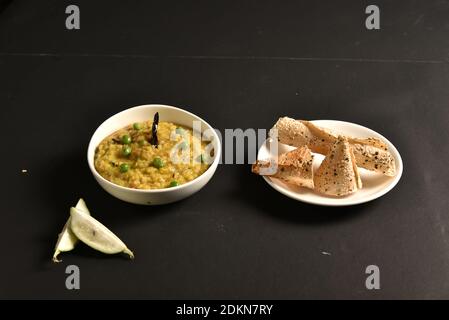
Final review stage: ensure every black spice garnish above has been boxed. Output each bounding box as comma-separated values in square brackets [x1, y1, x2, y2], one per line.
[112, 136, 121, 144]
[150, 112, 159, 147]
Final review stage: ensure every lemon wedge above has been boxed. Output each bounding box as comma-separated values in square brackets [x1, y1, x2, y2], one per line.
[52, 198, 90, 263]
[69, 207, 134, 259]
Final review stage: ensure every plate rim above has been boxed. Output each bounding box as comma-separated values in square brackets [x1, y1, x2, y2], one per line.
[259, 119, 403, 206]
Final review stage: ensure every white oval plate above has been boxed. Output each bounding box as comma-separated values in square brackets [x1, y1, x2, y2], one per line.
[257, 120, 403, 206]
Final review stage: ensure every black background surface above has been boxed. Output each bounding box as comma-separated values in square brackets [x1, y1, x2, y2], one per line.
[1, 0, 449, 299]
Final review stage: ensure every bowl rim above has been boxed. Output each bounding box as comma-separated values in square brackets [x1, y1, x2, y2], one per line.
[87, 104, 222, 194]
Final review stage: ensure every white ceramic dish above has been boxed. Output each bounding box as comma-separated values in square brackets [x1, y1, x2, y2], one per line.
[87, 104, 221, 205]
[257, 120, 403, 206]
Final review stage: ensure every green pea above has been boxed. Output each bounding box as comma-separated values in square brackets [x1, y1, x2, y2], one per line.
[152, 157, 164, 169]
[175, 127, 185, 135]
[119, 163, 129, 173]
[121, 134, 132, 144]
[133, 123, 142, 130]
[122, 145, 132, 156]
[169, 180, 179, 187]
[179, 141, 189, 150]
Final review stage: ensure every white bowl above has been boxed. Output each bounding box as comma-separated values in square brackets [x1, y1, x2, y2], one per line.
[87, 104, 221, 205]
